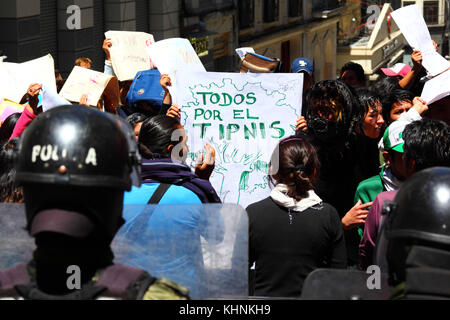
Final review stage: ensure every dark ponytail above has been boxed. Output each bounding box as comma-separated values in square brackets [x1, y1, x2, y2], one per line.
[269, 135, 320, 201]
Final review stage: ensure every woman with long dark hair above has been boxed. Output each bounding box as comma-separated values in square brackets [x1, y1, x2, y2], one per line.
[246, 136, 346, 298]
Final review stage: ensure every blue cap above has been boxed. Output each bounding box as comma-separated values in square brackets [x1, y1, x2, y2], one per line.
[291, 57, 313, 75]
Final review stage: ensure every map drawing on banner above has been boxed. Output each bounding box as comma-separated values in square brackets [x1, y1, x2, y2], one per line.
[105, 30, 155, 81]
[391, 5, 450, 76]
[147, 38, 206, 91]
[174, 71, 303, 208]
[60, 66, 117, 107]
[0, 54, 56, 103]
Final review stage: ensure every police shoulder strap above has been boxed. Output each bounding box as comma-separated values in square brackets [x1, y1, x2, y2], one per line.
[147, 183, 171, 204]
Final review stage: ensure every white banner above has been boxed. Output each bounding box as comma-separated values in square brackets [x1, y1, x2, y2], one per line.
[391, 4, 450, 76]
[173, 71, 303, 208]
[59, 66, 116, 107]
[105, 30, 155, 81]
[0, 54, 56, 103]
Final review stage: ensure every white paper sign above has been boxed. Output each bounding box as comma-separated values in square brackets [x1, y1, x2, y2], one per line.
[147, 38, 206, 86]
[173, 71, 303, 208]
[105, 31, 155, 81]
[391, 5, 450, 76]
[59, 66, 115, 106]
[235, 47, 255, 60]
[41, 86, 70, 112]
[421, 70, 450, 105]
[0, 54, 56, 103]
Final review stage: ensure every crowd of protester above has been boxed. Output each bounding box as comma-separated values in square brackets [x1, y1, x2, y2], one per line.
[0, 36, 449, 300]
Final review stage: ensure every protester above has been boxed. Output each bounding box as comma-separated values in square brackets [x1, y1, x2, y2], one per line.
[0, 112, 20, 145]
[0, 106, 189, 299]
[122, 115, 223, 298]
[299, 80, 357, 217]
[383, 89, 415, 125]
[246, 136, 346, 298]
[125, 112, 147, 142]
[75, 57, 92, 69]
[339, 62, 366, 88]
[0, 138, 23, 203]
[124, 115, 220, 204]
[359, 118, 450, 270]
[291, 57, 314, 118]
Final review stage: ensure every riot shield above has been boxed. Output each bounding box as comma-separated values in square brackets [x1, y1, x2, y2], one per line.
[112, 204, 248, 300]
[0, 204, 35, 269]
[0, 203, 249, 300]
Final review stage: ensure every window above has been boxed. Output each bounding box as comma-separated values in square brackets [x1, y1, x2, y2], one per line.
[402, 1, 415, 7]
[238, 0, 254, 29]
[264, 0, 279, 23]
[423, 1, 439, 25]
[288, 0, 303, 18]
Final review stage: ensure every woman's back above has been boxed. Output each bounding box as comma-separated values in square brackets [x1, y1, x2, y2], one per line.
[247, 197, 346, 297]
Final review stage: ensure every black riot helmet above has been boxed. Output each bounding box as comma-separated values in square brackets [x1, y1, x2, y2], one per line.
[384, 167, 450, 285]
[15, 106, 141, 243]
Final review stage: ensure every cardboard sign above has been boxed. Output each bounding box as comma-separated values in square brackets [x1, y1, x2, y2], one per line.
[105, 31, 155, 81]
[0, 54, 56, 103]
[59, 66, 117, 107]
[173, 71, 303, 208]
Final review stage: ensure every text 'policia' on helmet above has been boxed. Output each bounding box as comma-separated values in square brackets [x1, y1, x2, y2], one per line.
[15, 105, 141, 190]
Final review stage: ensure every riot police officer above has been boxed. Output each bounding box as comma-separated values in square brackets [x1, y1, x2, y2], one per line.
[384, 167, 450, 299]
[0, 105, 189, 300]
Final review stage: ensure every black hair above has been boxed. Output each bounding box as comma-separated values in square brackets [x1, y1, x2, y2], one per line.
[125, 113, 147, 128]
[0, 138, 23, 203]
[350, 87, 382, 136]
[269, 135, 320, 201]
[0, 112, 20, 145]
[138, 115, 184, 159]
[383, 89, 414, 124]
[371, 76, 401, 96]
[403, 119, 450, 172]
[340, 62, 366, 84]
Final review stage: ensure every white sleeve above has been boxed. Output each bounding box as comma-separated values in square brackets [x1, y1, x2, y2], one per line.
[398, 107, 422, 123]
[104, 60, 116, 77]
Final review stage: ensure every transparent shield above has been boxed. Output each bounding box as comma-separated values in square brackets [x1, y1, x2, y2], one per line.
[0, 204, 35, 269]
[0, 203, 248, 300]
[112, 204, 248, 300]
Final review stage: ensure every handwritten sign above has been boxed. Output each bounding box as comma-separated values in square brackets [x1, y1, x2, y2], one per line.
[147, 38, 206, 89]
[173, 71, 303, 208]
[0, 54, 56, 103]
[59, 66, 117, 107]
[105, 31, 155, 81]
[391, 5, 450, 76]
